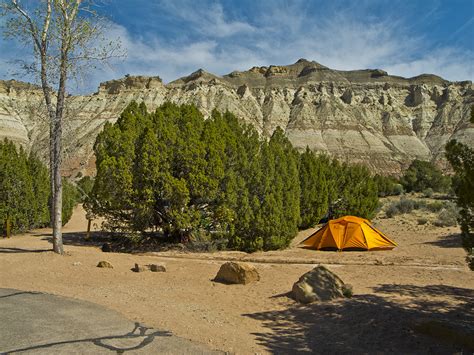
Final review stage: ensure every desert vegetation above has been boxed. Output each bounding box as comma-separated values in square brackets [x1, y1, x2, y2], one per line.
[85, 102, 380, 252]
[0, 139, 78, 237]
[446, 139, 474, 269]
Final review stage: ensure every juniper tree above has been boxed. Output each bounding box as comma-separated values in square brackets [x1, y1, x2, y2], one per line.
[446, 139, 474, 270]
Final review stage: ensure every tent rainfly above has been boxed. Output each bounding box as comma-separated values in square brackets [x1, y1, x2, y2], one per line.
[301, 215, 396, 251]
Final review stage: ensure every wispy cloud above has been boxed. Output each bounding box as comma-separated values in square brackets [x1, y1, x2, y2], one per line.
[156, 1, 256, 38]
[1, 1, 473, 94]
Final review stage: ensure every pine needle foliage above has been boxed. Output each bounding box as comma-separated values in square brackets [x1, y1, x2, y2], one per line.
[446, 139, 474, 269]
[88, 102, 380, 251]
[0, 139, 77, 236]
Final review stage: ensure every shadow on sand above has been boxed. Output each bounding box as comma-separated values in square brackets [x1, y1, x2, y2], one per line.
[6, 322, 171, 353]
[423, 233, 464, 249]
[244, 284, 474, 354]
[0, 247, 51, 254]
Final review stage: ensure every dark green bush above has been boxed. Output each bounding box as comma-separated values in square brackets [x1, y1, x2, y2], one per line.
[89, 102, 380, 252]
[417, 217, 428, 225]
[422, 188, 434, 198]
[413, 199, 427, 210]
[400, 160, 451, 193]
[0, 139, 78, 235]
[77, 176, 94, 203]
[299, 150, 379, 228]
[426, 201, 444, 212]
[89, 102, 300, 252]
[374, 174, 403, 197]
[445, 139, 473, 269]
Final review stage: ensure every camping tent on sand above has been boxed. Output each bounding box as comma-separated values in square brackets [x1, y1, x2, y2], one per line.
[302, 216, 396, 251]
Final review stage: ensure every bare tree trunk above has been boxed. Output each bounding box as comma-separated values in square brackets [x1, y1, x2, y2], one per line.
[52, 135, 63, 253]
[49, 121, 55, 229]
[51, 32, 69, 255]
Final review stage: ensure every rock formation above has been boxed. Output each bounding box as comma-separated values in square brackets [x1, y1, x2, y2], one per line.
[1, 59, 473, 177]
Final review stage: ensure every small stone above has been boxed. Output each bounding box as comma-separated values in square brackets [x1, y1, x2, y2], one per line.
[97, 261, 113, 268]
[101, 243, 112, 253]
[149, 264, 166, 272]
[72, 262, 82, 266]
[132, 263, 147, 272]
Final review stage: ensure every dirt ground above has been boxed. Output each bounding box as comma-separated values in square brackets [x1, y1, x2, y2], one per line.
[1, 205, 473, 354]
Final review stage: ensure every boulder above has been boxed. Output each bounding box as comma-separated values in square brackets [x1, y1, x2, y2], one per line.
[97, 261, 113, 268]
[214, 262, 260, 285]
[149, 264, 166, 272]
[292, 265, 349, 303]
[101, 243, 112, 253]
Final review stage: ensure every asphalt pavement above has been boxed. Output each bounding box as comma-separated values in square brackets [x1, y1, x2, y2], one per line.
[0, 288, 222, 354]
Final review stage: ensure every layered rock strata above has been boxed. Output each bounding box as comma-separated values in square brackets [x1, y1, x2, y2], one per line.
[1, 59, 472, 177]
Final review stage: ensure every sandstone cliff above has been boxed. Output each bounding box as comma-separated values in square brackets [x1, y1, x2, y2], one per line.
[1, 59, 473, 177]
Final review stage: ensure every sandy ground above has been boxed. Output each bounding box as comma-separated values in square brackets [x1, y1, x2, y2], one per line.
[1, 205, 473, 354]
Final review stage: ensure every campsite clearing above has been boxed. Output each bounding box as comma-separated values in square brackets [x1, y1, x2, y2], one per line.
[0, 205, 473, 354]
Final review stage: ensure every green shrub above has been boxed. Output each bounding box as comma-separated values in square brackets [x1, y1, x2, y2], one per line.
[392, 184, 404, 195]
[386, 203, 400, 218]
[426, 201, 444, 213]
[422, 188, 434, 198]
[413, 199, 427, 210]
[89, 102, 300, 252]
[0, 139, 78, 235]
[374, 175, 402, 197]
[401, 160, 451, 193]
[417, 217, 428, 225]
[434, 203, 459, 227]
[397, 198, 415, 214]
[89, 102, 380, 252]
[77, 176, 94, 203]
[342, 284, 353, 298]
[299, 150, 379, 228]
[386, 198, 420, 218]
[62, 179, 80, 225]
[446, 139, 474, 270]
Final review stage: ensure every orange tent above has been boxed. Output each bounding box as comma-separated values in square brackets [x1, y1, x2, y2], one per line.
[301, 216, 396, 251]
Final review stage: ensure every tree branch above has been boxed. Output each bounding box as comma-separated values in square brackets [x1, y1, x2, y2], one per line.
[11, 0, 42, 52]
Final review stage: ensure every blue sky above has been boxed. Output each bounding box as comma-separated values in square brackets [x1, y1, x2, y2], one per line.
[1, 0, 473, 93]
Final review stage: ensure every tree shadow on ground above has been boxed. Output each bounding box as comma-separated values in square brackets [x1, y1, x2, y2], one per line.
[6, 322, 172, 353]
[244, 284, 473, 354]
[40, 231, 181, 254]
[423, 233, 463, 249]
[0, 247, 51, 254]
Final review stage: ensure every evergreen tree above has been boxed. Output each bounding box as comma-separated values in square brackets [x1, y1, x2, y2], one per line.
[299, 148, 330, 228]
[0, 140, 77, 234]
[446, 140, 474, 270]
[28, 154, 51, 228]
[400, 159, 451, 192]
[89, 102, 381, 252]
[0, 140, 34, 234]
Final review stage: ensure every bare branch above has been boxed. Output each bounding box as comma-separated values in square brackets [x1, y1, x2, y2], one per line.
[41, 0, 52, 44]
[11, 0, 42, 52]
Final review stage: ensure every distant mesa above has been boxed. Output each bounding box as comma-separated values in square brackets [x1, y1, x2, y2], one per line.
[99, 75, 163, 95]
[0, 57, 472, 179]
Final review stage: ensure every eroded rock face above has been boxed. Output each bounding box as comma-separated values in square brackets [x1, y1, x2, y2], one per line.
[1, 60, 473, 177]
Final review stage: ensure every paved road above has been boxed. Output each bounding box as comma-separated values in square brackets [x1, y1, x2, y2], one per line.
[0, 288, 221, 354]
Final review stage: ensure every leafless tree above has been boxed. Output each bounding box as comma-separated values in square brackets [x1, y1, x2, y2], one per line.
[1, 0, 123, 254]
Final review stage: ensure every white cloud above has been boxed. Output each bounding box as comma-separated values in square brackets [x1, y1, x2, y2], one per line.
[2, 1, 472, 94]
[157, 1, 255, 38]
